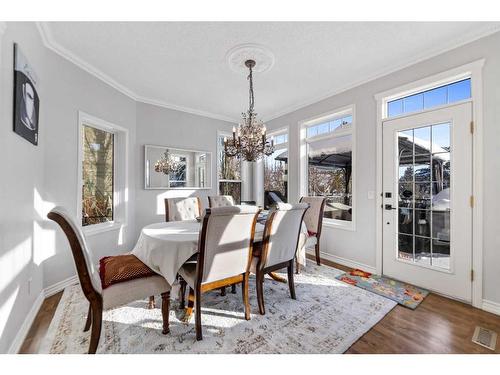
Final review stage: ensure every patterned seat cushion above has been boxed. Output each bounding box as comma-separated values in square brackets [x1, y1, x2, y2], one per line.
[99, 254, 157, 289]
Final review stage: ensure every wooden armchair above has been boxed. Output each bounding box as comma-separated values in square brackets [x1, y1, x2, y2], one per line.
[178, 205, 260, 340]
[47, 207, 171, 354]
[299, 196, 327, 266]
[250, 203, 309, 315]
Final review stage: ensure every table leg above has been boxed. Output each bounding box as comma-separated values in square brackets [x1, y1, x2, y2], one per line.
[268, 272, 287, 283]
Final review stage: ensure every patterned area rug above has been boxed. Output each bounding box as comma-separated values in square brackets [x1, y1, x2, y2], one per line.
[39, 264, 396, 354]
[335, 269, 429, 309]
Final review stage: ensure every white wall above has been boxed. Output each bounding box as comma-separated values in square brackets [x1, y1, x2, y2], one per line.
[0, 22, 140, 352]
[134, 102, 233, 238]
[266, 31, 500, 306]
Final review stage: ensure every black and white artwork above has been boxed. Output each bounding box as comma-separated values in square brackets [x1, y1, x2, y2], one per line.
[13, 43, 40, 145]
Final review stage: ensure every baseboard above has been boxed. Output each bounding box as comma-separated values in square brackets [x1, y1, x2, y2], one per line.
[307, 250, 377, 274]
[482, 299, 500, 316]
[7, 274, 78, 353]
[7, 291, 45, 354]
[44, 275, 78, 298]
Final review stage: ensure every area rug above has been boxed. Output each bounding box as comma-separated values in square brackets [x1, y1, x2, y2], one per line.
[335, 269, 429, 309]
[39, 264, 396, 354]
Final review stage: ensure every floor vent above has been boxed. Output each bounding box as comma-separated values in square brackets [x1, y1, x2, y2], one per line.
[472, 326, 497, 351]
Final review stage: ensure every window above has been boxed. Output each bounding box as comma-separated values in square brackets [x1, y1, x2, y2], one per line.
[81, 125, 114, 226]
[264, 129, 288, 208]
[217, 133, 241, 203]
[301, 107, 355, 228]
[387, 78, 471, 118]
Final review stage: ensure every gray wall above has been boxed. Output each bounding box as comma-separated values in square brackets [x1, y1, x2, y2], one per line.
[266, 31, 500, 306]
[134, 102, 233, 239]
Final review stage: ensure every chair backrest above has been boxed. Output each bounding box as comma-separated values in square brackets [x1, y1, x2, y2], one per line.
[299, 196, 326, 237]
[197, 205, 260, 285]
[47, 207, 103, 298]
[208, 195, 235, 208]
[260, 203, 309, 269]
[165, 197, 202, 222]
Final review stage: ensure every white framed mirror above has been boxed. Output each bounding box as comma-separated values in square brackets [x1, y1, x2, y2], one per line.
[144, 145, 212, 190]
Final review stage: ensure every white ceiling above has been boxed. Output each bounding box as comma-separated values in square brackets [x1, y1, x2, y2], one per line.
[39, 22, 500, 122]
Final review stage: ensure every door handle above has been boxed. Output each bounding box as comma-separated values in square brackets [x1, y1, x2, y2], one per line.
[385, 204, 397, 210]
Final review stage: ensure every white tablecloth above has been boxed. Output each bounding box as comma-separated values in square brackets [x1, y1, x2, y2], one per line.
[132, 219, 307, 285]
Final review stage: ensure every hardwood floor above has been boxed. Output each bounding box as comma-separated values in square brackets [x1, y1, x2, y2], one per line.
[19, 256, 500, 354]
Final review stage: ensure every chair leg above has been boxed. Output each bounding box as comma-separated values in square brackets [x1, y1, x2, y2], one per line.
[161, 291, 170, 334]
[84, 303, 92, 332]
[179, 279, 186, 309]
[195, 289, 202, 341]
[231, 284, 237, 294]
[287, 260, 297, 300]
[242, 274, 250, 320]
[148, 296, 156, 309]
[220, 287, 226, 296]
[315, 243, 321, 266]
[295, 258, 301, 274]
[256, 272, 265, 315]
[88, 298, 102, 354]
[183, 287, 195, 322]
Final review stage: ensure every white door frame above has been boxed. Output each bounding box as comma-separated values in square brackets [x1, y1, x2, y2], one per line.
[374, 60, 485, 309]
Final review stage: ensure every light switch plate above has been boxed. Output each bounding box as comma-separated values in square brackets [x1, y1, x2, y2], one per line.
[367, 191, 375, 200]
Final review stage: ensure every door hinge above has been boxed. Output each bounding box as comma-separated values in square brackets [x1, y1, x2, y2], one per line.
[470, 195, 474, 208]
[471, 269, 474, 282]
[470, 121, 474, 134]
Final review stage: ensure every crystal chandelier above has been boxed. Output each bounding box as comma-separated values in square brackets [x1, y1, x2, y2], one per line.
[154, 149, 180, 175]
[224, 59, 274, 162]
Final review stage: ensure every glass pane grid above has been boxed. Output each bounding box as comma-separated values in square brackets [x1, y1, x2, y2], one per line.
[397, 123, 451, 269]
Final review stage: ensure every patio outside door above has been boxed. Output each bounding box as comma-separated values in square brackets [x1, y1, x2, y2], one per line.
[382, 102, 472, 302]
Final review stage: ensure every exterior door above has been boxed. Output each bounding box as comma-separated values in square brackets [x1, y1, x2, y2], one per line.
[382, 102, 472, 302]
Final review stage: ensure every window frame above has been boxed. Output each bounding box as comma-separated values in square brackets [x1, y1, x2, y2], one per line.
[299, 104, 356, 231]
[77, 111, 129, 236]
[264, 126, 290, 204]
[216, 130, 242, 201]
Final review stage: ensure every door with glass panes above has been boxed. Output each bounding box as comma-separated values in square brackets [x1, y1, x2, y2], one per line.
[382, 102, 472, 302]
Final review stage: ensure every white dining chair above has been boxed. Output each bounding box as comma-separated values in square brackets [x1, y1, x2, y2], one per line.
[299, 196, 327, 266]
[178, 205, 260, 340]
[250, 203, 309, 315]
[208, 195, 235, 208]
[165, 197, 202, 222]
[47, 207, 171, 354]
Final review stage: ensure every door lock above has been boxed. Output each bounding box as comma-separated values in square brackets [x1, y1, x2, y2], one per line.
[385, 204, 397, 210]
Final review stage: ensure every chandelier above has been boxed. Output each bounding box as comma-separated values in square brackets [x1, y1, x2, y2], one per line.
[154, 149, 180, 175]
[224, 59, 274, 162]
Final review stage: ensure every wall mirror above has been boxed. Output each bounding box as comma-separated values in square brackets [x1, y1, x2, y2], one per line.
[144, 145, 212, 189]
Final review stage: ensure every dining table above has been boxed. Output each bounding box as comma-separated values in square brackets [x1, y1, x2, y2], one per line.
[131, 212, 308, 288]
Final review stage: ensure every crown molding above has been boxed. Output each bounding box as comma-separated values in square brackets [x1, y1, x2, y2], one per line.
[0, 22, 7, 36]
[36, 22, 238, 124]
[264, 23, 500, 122]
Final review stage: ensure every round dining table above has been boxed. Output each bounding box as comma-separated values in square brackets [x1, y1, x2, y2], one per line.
[131, 217, 308, 287]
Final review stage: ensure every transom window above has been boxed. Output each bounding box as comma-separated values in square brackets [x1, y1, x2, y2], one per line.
[306, 114, 352, 138]
[387, 78, 471, 118]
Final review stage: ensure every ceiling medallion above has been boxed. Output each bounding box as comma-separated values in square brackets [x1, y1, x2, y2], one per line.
[224, 59, 274, 162]
[226, 43, 275, 74]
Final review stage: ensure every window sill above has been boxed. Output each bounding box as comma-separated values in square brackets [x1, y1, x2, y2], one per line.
[83, 222, 125, 236]
[323, 219, 355, 232]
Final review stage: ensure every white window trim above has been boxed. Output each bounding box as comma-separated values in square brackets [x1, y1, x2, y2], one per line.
[299, 104, 356, 231]
[77, 111, 129, 236]
[374, 60, 485, 309]
[216, 130, 242, 194]
[265, 126, 290, 203]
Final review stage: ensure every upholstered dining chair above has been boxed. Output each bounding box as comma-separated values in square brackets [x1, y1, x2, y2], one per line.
[47, 207, 171, 354]
[208, 195, 235, 208]
[165, 197, 202, 222]
[250, 203, 309, 315]
[299, 196, 327, 266]
[178, 205, 260, 340]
